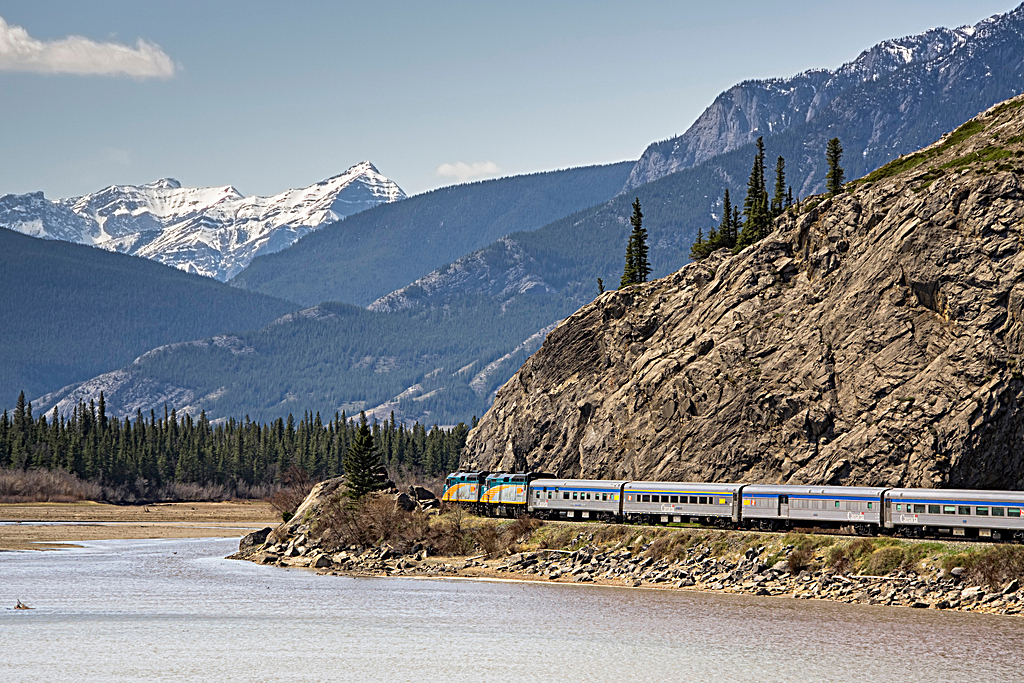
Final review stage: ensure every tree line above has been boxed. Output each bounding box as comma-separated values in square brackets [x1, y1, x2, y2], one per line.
[689, 136, 844, 260]
[0, 391, 472, 497]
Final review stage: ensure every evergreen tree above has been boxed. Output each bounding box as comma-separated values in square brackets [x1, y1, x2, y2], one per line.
[619, 198, 650, 288]
[689, 228, 706, 261]
[737, 138, 770, 249]
[343, 412, 386, 499]
[771, 156, 786, 218]
[827, 137, 845, 195]
[619, 232, 636, 288]
[597, 278, 605, 295]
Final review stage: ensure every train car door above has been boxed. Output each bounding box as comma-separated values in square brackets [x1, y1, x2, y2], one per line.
[778, 494, 790, 518]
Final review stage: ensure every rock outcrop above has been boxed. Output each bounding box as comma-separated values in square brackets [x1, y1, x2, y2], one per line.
[464, 96, 1024, 490]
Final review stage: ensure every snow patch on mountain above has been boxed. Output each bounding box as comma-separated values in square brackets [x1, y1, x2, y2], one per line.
[0, 161, 405, 280]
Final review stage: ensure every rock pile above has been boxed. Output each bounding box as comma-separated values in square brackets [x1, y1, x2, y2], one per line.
[495, 543, 1023, 615]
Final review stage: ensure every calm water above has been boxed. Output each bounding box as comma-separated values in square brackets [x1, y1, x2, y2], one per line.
[1, 537, 1022, 682]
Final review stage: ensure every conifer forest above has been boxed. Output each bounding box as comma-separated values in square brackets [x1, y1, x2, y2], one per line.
[0, 391, 471, 499]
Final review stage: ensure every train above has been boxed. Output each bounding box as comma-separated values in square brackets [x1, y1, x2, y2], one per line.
[441, 472, 1024, 542]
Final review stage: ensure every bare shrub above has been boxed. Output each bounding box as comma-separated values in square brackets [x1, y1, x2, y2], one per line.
[471, 523, 504, 556]
[787, 545, 814, 574]
[0, 469, 102, 503]
[503, 515, 543, 544]
[269, 466, 315, 520]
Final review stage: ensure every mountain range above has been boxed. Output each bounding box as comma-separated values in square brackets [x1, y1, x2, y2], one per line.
[0, 161, 403, 280]
[627, 4, 1024, 194]
[10, 4, 1024, 430]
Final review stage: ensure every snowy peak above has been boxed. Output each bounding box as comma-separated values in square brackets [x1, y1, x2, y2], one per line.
[143, 178, 183, 190]
[0, 162, 405, 280]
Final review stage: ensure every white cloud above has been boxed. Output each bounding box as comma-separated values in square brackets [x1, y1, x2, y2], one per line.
[435, 161, 502, 183]
[0, 16, 175, 79]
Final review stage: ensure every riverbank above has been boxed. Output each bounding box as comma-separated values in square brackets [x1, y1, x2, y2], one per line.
[235, 502, 1024, 618]
[0, 501, 278, 550]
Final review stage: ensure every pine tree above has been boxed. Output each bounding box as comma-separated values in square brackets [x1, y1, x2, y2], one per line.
[827, 137, 845, 195]
[689, 227, 707, 261]
[719, 188, 735, 249]
[737, 138, 769, 249]
[771, 156, 786, 217]
[619, 232, 636, 288]
[344, 412, 386, 499]
[597, 278, 605, 295]
[619, 197, 650, 288]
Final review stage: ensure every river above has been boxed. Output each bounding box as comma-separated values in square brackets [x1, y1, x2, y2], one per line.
[1, 536, 1021, 682]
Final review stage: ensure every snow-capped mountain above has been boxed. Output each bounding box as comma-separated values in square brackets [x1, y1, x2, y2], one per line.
[625, 4, 1020, 190]
[0, 161, 405, 280]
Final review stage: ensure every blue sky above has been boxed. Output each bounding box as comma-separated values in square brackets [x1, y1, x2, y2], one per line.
[0, 1, 1015, 199]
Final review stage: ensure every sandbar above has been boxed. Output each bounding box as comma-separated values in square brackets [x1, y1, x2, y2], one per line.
[0, 501, 278, 551]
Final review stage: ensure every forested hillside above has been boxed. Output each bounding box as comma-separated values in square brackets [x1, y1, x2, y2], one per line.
[0, 228, 297, 406]
[27, 295, 564, 426]
[231, 162, 634, 306]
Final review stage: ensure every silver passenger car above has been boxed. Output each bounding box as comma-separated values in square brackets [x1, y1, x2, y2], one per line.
[528, 479, 626, 521]
[885, 488, 1024, 540]
[622, 482, 742, 524]
[741, 485, 886, 532]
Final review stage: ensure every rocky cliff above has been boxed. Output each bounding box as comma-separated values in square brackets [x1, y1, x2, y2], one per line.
[464, 96, 1024, 490]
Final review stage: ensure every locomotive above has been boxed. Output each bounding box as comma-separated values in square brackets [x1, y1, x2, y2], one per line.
[442, 472, 1024, 541]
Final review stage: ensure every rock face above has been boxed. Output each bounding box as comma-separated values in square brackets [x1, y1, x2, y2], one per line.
[464, 96, 1024, 490]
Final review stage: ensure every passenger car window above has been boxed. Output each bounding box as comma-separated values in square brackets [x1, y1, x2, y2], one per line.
[689, 496, 698, 504]
[958, 506, 971, 515]
[896, 504, 902, 512]
[944, 506, 956, 514]
[867, 502, 872, 510]
[977, 507, 989, 516]
[1008, 508, 1021, 518]
[914, 504, 925, 514]
[928, 505, 940, 514]
[563, 492, 569, 500]
[993, 507, 1005, 516]
[642, 494, 650, 503]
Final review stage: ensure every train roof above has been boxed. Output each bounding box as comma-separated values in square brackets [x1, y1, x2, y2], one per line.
[743, 484, 889, 496]
[532, 479, 628, 488]
[886, 488, 1024, 502]
[624, 481, 743, 493]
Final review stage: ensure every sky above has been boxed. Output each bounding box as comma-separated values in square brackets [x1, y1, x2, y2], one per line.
[0, 1, 1017, 200]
